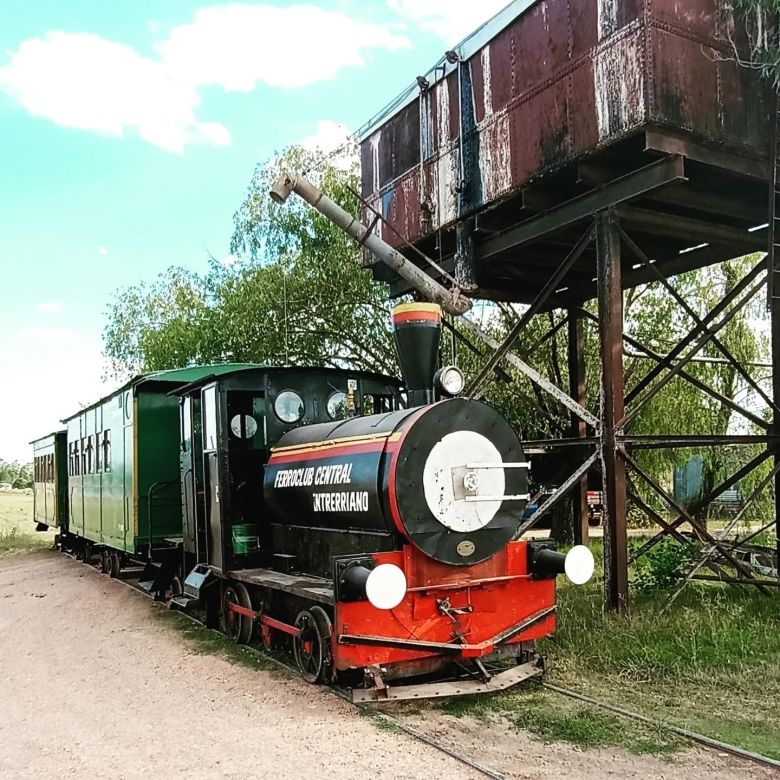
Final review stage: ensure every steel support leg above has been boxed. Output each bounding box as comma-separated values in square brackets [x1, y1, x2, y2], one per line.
[596, 210, 628, 612]
[568, 309, 590, 546]
[772, 294, 780, 577]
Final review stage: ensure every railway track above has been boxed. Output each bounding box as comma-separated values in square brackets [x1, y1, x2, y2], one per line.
[542, 683, 780, 773]
[84, 556, 779, 779]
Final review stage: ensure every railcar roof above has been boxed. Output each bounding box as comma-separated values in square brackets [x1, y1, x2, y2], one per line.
[60, 363, 261, 422]
[170, 364, 402, 396]
[30, 430, 66, 445]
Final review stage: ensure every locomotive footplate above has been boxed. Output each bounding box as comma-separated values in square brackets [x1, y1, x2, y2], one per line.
[228, 568, 334, 604]
[351, 657, 544, 703]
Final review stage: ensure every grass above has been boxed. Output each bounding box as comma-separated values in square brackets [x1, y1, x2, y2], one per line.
[442, 684, 684, 755]
[0, 491, 54, 555]
[462, 540, 780, 760]
[543, 568, 780, 759]
[151, 606, 284, 674]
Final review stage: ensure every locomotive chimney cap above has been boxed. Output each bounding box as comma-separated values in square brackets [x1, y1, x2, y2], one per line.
[391, 302, 442, 323]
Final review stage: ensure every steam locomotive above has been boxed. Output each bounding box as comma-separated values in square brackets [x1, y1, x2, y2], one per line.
[32, 302, 592, 701]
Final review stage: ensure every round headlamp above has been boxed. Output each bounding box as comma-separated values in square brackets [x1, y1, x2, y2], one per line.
[365, 563, 407, 610]
[434, 365, 465, 397]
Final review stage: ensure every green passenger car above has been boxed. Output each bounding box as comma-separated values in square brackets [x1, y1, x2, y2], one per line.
[62, 365, 257, 557]
[31, 431, 67, 530]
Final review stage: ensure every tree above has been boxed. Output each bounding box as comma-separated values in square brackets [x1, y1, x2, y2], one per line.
[0, 460, 33, 488]
[104, 268, 216, 377]
[725, 1, 780, 85]
[104, 143, 397, 379]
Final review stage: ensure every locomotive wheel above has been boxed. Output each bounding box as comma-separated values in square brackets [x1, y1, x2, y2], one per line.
[221, 585, 253, 645]
[100, 552, 110, 574]
[234, 583, 254, 645]
[108, 552, 121, 579]
[293, 610, 327, 684]
[308, 606, 334, 684]
[221, 586, 242, 642]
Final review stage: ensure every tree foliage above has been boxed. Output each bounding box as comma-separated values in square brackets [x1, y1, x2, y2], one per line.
[104, 143, 396, 377]
[0, 460, 33, 489]
[727, 0, 780, 86]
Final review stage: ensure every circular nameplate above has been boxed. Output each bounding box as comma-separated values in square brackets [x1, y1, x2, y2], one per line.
[456, 539, 476, 557]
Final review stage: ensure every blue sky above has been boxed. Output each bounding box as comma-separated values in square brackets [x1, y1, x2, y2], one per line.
[0, 0, 510, 462]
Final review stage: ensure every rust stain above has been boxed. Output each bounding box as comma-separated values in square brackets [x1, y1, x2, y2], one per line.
[593, 31, 645, 141]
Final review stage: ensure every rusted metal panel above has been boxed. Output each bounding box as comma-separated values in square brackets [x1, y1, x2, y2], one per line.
[718, 59, 769, 151]
[650, 27, 720, 140]
[650, 0, 720, 38]
[485, 24, 515, 113]
[360, 0, 769, 251]
[570, 0, 597, 56]
[593, 26, 646, 142]
[509, 78, 571, 183]
[568, 62, 599, 155]
[512, 1, 571, 94]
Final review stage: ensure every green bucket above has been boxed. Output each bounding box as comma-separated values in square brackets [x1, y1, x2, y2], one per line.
[232, 523, 260, 554]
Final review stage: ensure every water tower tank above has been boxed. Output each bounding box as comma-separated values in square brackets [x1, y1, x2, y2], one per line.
[358, 0, 770, 303]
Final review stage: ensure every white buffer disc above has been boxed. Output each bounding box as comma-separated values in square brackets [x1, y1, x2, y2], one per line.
[365, 564, 407, 610]
[564, 545, 595, 585]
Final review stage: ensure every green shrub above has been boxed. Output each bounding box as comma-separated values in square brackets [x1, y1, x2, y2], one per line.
[633, 537, 698, 592]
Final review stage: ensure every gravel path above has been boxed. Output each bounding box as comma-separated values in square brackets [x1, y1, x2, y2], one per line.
[0, 552, 774, 780]
[0, 552, 481, 780]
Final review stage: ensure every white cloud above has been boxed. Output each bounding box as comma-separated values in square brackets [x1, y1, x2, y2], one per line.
[219, 254, 238, 268]
[158, 4, 410, 91]
[98, 246, 109, 256]
[301, 120, 356, 170]
[387, 0, 511, 42]
[0, 32, 229, 153]
[301, 120, 350, 154]
[35, 302, 63, 314]
[0, 5, 410, 153]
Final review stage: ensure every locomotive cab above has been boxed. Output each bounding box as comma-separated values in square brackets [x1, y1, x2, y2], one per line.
[174, 366, 401, 578]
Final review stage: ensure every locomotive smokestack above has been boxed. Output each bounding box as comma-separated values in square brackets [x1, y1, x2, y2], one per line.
[392, 303, 441, 407]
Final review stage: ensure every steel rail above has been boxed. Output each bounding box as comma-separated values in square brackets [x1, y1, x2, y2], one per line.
[542, 683, 780, 772]
[88, 556, 510, 780]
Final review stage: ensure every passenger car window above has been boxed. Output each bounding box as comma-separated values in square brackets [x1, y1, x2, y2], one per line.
[103, 430, 111, 472]
[203, 386, 218, 450]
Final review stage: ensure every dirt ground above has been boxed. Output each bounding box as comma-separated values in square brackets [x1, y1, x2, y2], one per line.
[0, 552, 775, 780]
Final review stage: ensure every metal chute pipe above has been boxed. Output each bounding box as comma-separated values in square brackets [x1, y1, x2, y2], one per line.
[270, 172, 472, 316]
